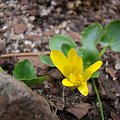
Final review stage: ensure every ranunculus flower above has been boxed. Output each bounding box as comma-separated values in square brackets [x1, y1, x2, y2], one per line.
[50, 48, 102, 96]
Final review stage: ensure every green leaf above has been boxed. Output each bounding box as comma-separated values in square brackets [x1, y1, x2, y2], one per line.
[13, 59, 36, 80]
[23, 76, 48, 87]
[101, 20, 120, 52]
[61, 44, 72, 56]
[49, 34, 77, 55]
[81, 23, 103, 47]
[77, 46, 99, 69]
[0, 66, 3, 72]
[77, 47, 100, 78]
[40, 55, 55, 67]
[91, 71, 99, 78]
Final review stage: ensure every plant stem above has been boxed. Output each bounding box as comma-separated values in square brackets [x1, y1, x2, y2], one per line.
[99, 46, 109, 59]
[92, 78, 104, 120]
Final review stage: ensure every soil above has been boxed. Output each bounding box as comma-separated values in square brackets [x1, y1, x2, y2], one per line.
[0, 0, 120, 120]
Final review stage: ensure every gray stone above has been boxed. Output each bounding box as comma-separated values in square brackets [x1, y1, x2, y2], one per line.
[0, 72, 58, 120]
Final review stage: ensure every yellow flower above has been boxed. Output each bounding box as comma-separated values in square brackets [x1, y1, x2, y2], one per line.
[50, 48, 102, 96]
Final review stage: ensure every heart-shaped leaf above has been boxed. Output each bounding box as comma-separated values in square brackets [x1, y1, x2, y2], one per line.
[61, 44, 72, 56]
[23, 76, 48, 86]
[77, 46, 99, 69]
[81, 23, 103, 48]
[13, 59, 35, 80]
[40, 55, 55, 67]
[49, 34, 77, 54]
[77, 47, 100, 78]
[101, 20, 120, 52]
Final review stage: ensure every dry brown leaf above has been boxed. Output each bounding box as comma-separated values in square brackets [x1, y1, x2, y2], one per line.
[69, 31, 81, 42]
[106, 66, 116, 80]
[17, 56, 48, 69]
[25, 35, 42, 41]
[111, 112, 120, 120]
[13, 23, 27, 34]
[66, 102, 91, 119]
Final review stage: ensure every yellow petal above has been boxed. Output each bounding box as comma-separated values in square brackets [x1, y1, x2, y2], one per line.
[69, 73, 77, 85]
[83, 61, 102, 81]
[50, 50, 70, 77]
[62, 78, 74, 87]
[75, 57, 83, 74]
[78, 82, 88, 96]
[68, 48, 83, 74]
[68, 48, 77, 64]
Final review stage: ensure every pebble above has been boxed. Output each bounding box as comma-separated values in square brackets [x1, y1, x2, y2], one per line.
[32, 48, 39, 53]
[58, 21, 67, 29]
[51, 1, 57, 6]
[55, 29, 60, 34]
[29, 16, 35, 21]
[0, 12, 4, 17]
[115, 61, 120, 70]
[24, 40, 32, 46]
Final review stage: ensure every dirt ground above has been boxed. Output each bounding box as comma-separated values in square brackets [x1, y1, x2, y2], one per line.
[0, 0, 120, 120]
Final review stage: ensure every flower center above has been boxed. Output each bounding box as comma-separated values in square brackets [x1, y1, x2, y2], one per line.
[69, 73, 83, 87]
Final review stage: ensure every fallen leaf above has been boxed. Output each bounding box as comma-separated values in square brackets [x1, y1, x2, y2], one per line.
[17, 56, 48, 69]
[66, 102, 91, 119]
[50, 87, 59, 95]
[43, 30, 55, 37]
[106, 66, 116, 80]
[13, 23, 27, 34]
[49, 96, 64, 110]
[100, 71, 120, 100]
[69, 31, 81, 42]
[111, 112, 120, 120]
[25, 35, 42, 41]
[48, 68, 63, 80]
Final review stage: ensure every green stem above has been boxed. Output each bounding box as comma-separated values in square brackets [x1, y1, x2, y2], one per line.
[92, 78, 104, 120]
[99, 46, 109, 59]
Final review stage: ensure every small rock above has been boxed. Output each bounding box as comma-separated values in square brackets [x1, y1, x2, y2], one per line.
[13, 23, 27, 34]
[55, 29, 60, 34]
[0, 72, 58, 120]
[4, 10, 13, 16]
[115, 61, 120, 70]
[51, 1, 57, 6]
[29, 16, 35, 21]
[0, 12, 4, 17]
[24, 40, 32, 46]
[67, 2, 75, 10]
[58, 21, 67, 29]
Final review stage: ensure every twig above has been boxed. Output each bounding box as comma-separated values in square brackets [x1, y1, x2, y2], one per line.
[62, 87, 65, 109]
[0, 51, 50, 59]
